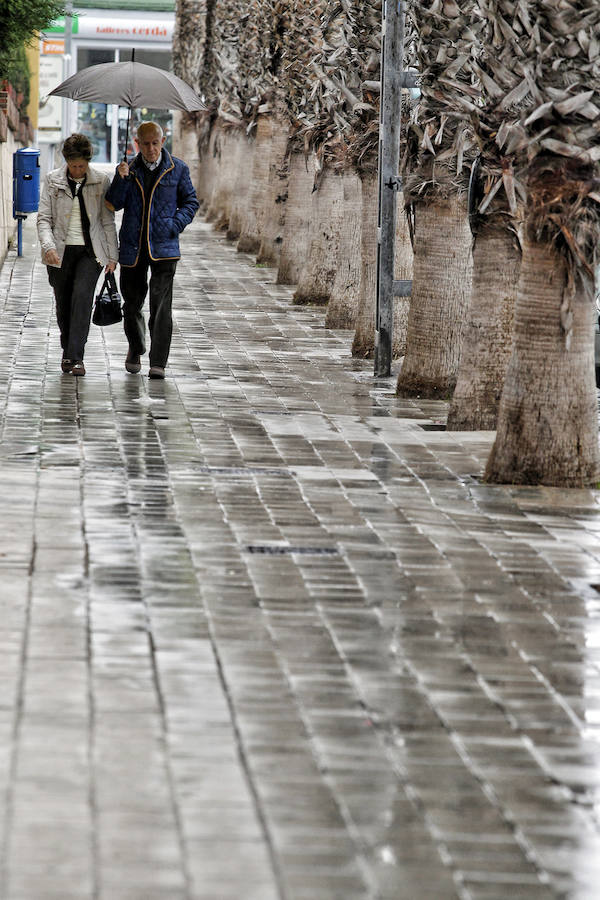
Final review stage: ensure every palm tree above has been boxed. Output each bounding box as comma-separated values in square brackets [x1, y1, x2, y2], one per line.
[172, 0, 208, 96]
[485, 0, 600, 486]
[173, 0, 241, 210]
[169, 1, 209, 193]
[446, 0, 526, 431]
[275, 0, 327, 285]
[232, 0, 289, 259]
[395, 0, 479, 399]
[175, 0, 290, 252]
[283, 1, 365, 316]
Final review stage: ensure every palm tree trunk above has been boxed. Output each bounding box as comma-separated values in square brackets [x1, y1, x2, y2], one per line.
[447, 225, 519, 430]
[325, 171, 362, 329]
[352, 173, 378, 357]
[352, 172, 413, 357]
[485, 236, 600, 486]
[293, 167, 343, 306]
[237, 115, 272, 256]
[196, 121, 220, 212]
[393, 191, 413, 357]
[227, 131, 252, 241]
[257, 114, 290, 267]
[396, 192, 472, 398]
[277, 151, 314, 285]
[206, 125, 242, 230]
[172, 111, 200, 193]
[206, 121, 228, 225]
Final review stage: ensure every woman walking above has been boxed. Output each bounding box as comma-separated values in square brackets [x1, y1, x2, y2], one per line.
[37, 133, 118, 375]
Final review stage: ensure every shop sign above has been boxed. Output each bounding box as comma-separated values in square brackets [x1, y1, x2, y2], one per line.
[42, 38, 65, 55]
[38, 56, 63, 133]
[45, 14, 173, 42]
[45, 15, 80, 34]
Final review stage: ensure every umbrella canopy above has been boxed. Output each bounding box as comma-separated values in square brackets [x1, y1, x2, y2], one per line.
[48, 60, 206, 112]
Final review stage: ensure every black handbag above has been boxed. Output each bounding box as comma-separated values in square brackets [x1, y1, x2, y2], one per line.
[92, 271, 122, 326]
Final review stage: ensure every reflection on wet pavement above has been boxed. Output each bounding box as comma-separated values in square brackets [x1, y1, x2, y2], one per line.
[1, 219, 600, 898]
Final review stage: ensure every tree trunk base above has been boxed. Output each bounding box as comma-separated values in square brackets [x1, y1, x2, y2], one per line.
[256, 114, 289, 268]
[292, 291, 329, 307]
[395, 193, 472, 399]
[396, 374, 456, 401]
[293, 168, 344, 307]
[325, 306, 355, 329]
[256, 236, 282, 266]
[447, 226, 519, 432]
[484, 235, 600, 487]
[227, 133, 252, 240]
[485, 454, 600, 488]
[236, 115, 272, 256]
[447, 404, 498, 431]
[351, 334, 374, 359]
[237, 235, 261, 255]
[277, 152, 314, 285]
[325, 171, 361, 330]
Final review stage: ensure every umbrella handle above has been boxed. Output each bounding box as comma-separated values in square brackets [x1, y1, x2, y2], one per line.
[122, 48, 135, 162]
[123, 107, 131, 163]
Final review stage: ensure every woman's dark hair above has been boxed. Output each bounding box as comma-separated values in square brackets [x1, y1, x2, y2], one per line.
[62, 133, 93, 162]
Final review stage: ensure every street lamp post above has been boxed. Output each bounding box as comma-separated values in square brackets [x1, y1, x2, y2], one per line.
[374, 1, 414, 378]
[61, 1, 73, 141]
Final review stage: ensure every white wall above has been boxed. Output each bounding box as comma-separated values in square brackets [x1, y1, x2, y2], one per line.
[0, 128, 21, 266]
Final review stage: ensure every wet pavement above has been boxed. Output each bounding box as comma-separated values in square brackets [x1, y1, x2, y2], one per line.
[1, 218, 600, 899]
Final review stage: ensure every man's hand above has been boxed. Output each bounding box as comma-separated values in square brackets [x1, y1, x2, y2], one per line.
[106, 261, 117, 273]
[45, 249, 60, 267]
[117, 162, 130, 178]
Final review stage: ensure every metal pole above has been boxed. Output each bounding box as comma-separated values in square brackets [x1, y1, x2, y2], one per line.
[374, 0, 405, 377]
[62, 2, 73, 141]
[17, 218, 23, 257]
[123, 49, 135, 161]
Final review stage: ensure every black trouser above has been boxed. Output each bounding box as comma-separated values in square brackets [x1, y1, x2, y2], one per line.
[119, 252, 178, 368]
[48, 245, 102, 362]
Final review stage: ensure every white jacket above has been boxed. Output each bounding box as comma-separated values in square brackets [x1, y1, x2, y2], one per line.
[37, 164, 118, 266]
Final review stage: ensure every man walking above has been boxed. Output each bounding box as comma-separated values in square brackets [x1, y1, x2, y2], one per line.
[105, 121, 199, 378]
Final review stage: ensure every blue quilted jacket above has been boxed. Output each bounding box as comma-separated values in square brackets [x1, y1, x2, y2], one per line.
[105, 149, 199, 266]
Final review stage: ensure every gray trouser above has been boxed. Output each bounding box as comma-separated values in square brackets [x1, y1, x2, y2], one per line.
[48, 245, 102, 361]
[119, 254, 178, 368]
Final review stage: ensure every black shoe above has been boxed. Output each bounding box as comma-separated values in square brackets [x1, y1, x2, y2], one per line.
[125, 350, 141, 374]
[148, 366, 165, 379]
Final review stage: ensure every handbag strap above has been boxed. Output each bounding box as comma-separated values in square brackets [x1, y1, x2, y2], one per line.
[106, 271, 118, 294]
[97, 274, 110, 297]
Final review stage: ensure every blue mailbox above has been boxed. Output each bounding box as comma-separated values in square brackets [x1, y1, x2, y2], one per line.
[13, 147, 40, 257]
[13, 147, 40, 216]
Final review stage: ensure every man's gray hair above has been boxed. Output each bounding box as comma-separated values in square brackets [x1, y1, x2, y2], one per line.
[137, 121, 164, 140]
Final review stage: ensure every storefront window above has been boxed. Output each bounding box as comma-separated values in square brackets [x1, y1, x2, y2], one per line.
[76, 48, 114, 163]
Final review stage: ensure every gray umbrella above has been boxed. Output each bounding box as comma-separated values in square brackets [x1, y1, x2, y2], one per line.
[49, 59, 205, 111]
[49, 57, 205, 157]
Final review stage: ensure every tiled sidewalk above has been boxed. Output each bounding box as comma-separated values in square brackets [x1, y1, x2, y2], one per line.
[1, 217, 600, 899]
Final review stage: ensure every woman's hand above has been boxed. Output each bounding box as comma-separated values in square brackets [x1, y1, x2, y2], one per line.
[105, 261, 117, 273]
[44, 249, 60, 267]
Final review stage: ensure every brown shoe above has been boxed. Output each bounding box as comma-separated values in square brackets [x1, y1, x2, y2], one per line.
[70, 361, 86, 376]
[125, 350, 141, 374]
[61, 355, 73, 373]
[148, 366, 165, 379]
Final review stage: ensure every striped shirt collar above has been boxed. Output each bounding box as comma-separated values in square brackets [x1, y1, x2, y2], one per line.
[141, 153, 162, 171]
